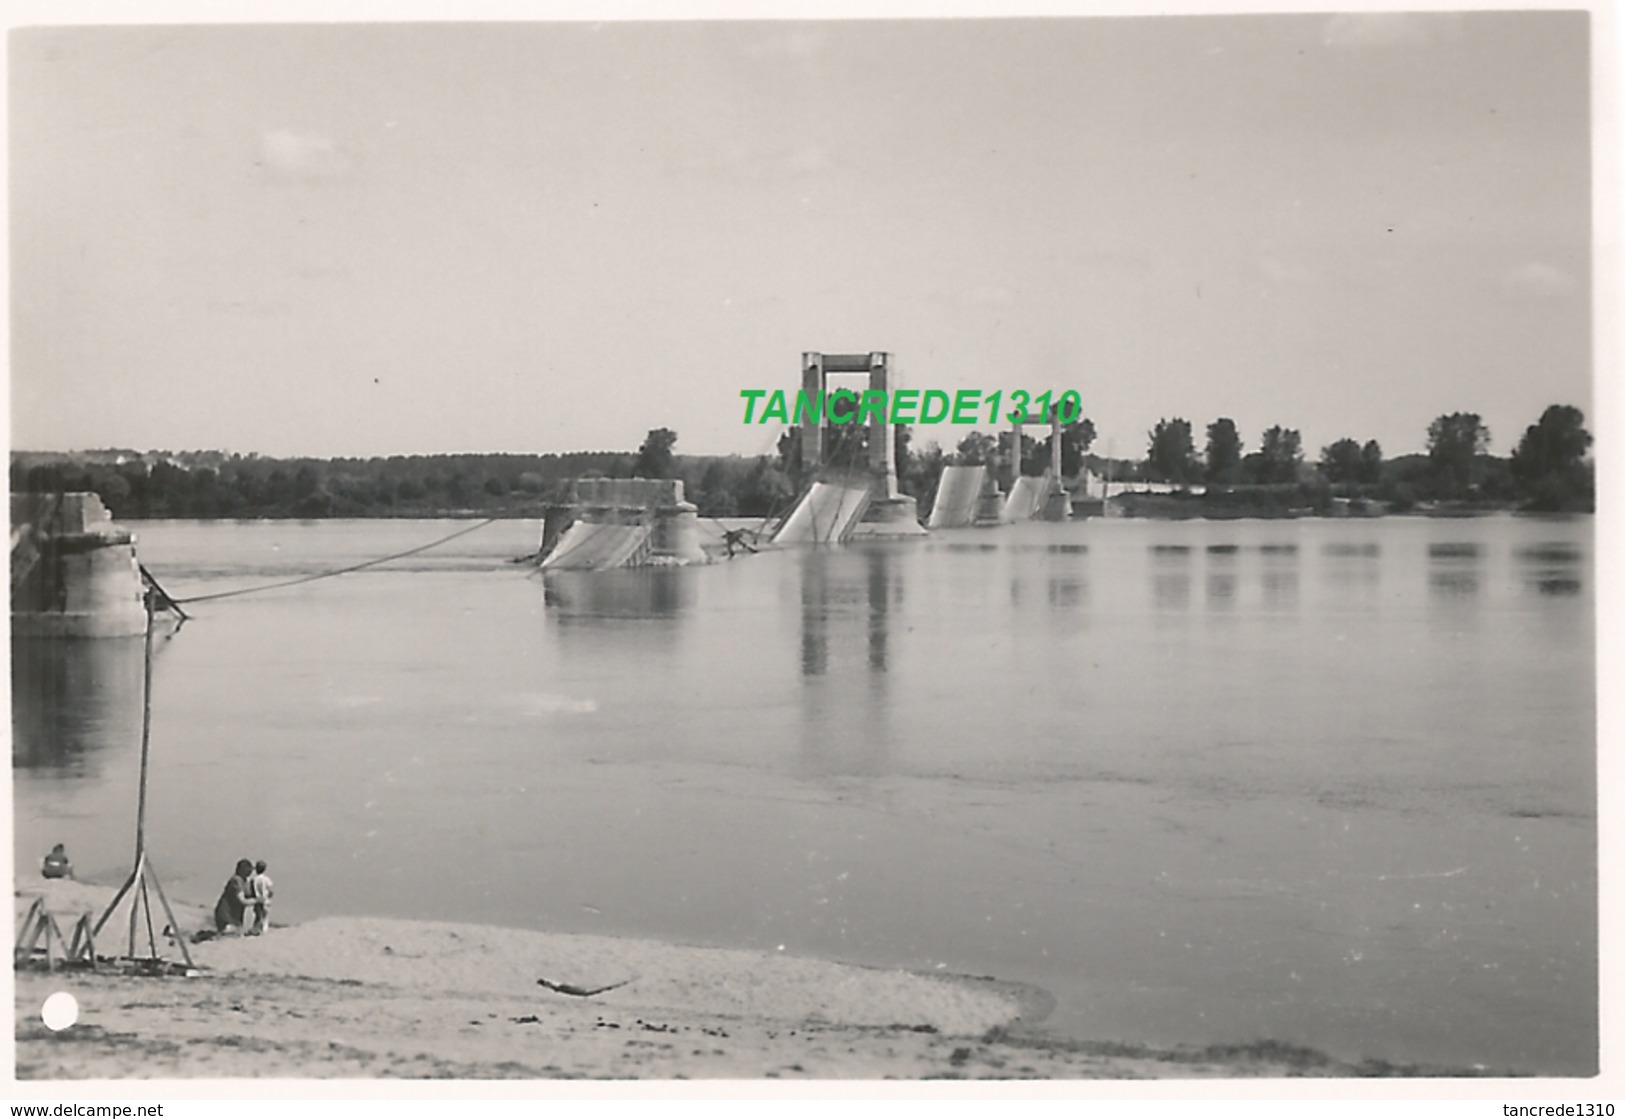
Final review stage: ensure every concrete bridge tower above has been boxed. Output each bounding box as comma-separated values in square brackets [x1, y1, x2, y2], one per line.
[796, 351, 923, 539]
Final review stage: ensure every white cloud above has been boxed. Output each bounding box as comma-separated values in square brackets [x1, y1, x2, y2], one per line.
[1500, 262, 1578, 299]
[960, 285, 1016, 307]
[783, 143, 833, 174]
[295, 255, 350, 281]
[259, 128, 352, 180]
[741, 29, 828, 60]
[1257, 256, 1314, 285]
[1321, 13, 1458, 49]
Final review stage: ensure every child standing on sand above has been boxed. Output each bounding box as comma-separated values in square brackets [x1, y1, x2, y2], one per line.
[247, 860, 273, 936]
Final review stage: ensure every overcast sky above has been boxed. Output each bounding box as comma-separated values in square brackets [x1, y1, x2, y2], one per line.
[5, 6, 1601, 461]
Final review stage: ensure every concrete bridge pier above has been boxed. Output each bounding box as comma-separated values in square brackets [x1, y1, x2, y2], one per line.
[11, 493, 149, 638]
[975, 467, 1008, 525]
[1039, 480, 1072, 522]
[1039, 403, 1072, 522]
[539, 479, 706, 570]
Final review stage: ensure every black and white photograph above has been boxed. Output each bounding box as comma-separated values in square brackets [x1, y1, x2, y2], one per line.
[5, 0, 1616, 1102]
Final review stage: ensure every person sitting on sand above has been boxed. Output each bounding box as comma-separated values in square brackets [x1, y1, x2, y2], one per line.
[246, 860, 273, 936]
[213, 859, 254, 935]
[41, 844, 73, 880]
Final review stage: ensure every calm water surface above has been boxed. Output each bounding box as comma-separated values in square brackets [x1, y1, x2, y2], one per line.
[11, 515, 1596, 1074]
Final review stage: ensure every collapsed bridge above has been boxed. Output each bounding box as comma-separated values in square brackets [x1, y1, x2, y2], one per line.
[538, 479, 708, 572]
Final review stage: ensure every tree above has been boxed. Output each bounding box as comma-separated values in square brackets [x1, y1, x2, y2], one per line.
[1036, 418, 1098, 478]
[698, 488, 739, 517]
[693, 457, 741, 517]
[1146, 418, 1199, 484]
[446, 472, 471, 505]
[632, 428, 679, 479]
[739, 459, 795, 516]
[1013, 431, 1040, 476]
[823, 418, 869, 468]
[1511, 404, 1591, 482]
[86, 466, 132, 516]
[1319, 438, 1364, 485]
[1427, 413, 1490, 497]
[691, 459, 738, 517]
[954, 431, 997, 466]
[293, 464, 320, 501]
[1360, 440, 1383, 485]
[1205, 419, 1243, 484]
[1511, 404, 1593, 512]
[894, 425, 914, 485]
[901, 439, 947, 508]
[150, 460, 194, 513]
[698, 459, 730, 496]
[1251, 426, 1302, 484]
[776, 428, 803, 483]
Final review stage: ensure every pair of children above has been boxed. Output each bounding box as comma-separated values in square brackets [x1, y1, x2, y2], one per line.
[213, 858, 274, 936]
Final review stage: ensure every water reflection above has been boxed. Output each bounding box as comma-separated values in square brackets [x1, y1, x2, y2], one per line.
[1324, 543, 1381, 559]
[1153, 572, 1192, 611]
[800, 556, 830, 677]
[865, 549, 898, 673]
[542, 568, 692, 619]
[797, 548, 893, 777]
[1516, 544, 1581, 565]
[11, 637, 146, 775]
[797, 548, 898, 679]
[1151, 541, 1193, 617]
[1014, 569, 1089, 616]
[1260, 569, 1299, 609]
[1428, 541, 1484, 599]
[1005, 543, 1089, 554]
[1258, 542, 1301, 610]
[1322, 541, 1381, 592]
[1516, 542, 1585, 597]
[1048, 576, 1087, 609]
[1430, 570, 1480, 596]
[1206, 572, 1238, 608]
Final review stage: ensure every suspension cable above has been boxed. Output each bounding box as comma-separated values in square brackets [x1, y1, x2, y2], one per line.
[169, 518, 499, 605]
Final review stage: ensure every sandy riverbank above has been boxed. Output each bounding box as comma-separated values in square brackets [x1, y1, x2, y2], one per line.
[13, 876, 1464, 1080]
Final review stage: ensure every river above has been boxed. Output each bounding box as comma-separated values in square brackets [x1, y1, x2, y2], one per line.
[10, 513, 1596, 1074]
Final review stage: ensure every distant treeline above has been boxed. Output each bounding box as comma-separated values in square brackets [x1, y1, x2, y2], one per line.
[7, 447, 822, 523]
[10, 403, 1594, 521]
[9, 451, 627, 521]
[1121, 404, 1595, 515]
